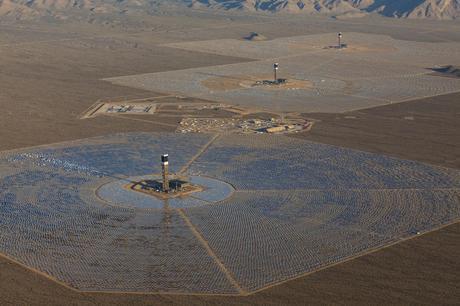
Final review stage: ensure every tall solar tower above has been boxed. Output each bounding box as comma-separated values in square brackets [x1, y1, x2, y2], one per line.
[274, 63, 279, 82]
[161, 154, 170, 193]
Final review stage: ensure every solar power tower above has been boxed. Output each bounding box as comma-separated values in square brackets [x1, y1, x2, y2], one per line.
[274, 63, 279, 82]
[338, 32, 343, 48]
[161, 154, 170, 192]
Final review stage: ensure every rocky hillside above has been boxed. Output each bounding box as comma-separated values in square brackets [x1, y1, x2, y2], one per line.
[358, 0, 460, 19]
[0, 0, 458, 20]
[0, 0, 180, 19]
[189, 0, 460, 19]
[189, 0, 360, 14]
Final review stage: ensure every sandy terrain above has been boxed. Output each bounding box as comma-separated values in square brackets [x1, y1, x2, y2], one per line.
[0, 21, 250, 150]
[297, 92, 460, 169]
[0, 12, 460, 305]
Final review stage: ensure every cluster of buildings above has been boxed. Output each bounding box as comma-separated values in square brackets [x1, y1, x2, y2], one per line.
[177, 117, 312, 134]
[106, 104, 154, 114]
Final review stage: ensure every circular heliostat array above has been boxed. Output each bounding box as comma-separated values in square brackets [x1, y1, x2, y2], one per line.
[0, 132, 459, 294]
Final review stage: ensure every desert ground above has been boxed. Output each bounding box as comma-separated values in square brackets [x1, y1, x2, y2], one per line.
[0, 11, 459, 305]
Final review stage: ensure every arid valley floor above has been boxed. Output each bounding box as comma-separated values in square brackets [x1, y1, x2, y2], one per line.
[0, 11, 460, 305]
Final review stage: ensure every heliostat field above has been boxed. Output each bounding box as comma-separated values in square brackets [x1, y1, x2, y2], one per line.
[0, 132, 459, 294]
[105, 33, 460, 113]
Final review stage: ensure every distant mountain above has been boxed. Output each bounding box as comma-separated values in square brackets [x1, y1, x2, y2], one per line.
[365, 0, 460, 19]
[0, 0, 181, 20]
[188, 0, 360, 14]
[188, 0, 460, 19]
[0, 0, 459, 20]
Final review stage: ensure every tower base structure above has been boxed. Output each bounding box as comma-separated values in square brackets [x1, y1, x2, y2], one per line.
[127, 174, 203, 200]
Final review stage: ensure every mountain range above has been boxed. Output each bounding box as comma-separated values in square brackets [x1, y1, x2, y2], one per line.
[0, 0, 459, 20]
[189, 0, 460, 19]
